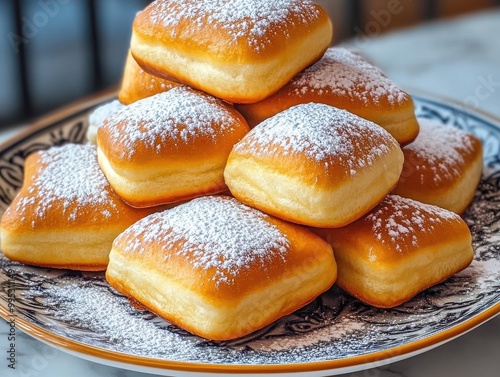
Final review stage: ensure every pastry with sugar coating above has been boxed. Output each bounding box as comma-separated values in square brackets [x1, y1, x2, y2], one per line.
[236, 47, 419, 145]
[130, 0, 333, 103]
[224, 103, 404, 228]
[97, 86, 250, 208]
[87, 100, 125, 144]
[0, 144, 157, 271]
[118, 50, 178, 105]
[106, 195, 337, 341]
[314, 195, 474, 308]
[393, 118, 483, 214]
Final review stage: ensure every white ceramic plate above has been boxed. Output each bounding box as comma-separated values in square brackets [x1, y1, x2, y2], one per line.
[0, 94, 499, 376]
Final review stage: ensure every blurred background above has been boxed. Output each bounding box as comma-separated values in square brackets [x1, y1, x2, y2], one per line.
[0, 0, 499, 129]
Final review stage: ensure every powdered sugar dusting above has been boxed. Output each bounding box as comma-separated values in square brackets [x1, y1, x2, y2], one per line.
[101, 87, 238, 160]
[233, 103, 394, 175]
[404, 118, 478, 184]
[87, 100, 125, 144]
[367, 195, 463, 253]
[138, 69, 173, 92]
[117, 196, 290, 286]
[144, 0, 322, 51]
[291, 47, 408, 105]
[88, 100, 124, 131]
[16, 144, 118, 226]
[259, 315, 364, 352]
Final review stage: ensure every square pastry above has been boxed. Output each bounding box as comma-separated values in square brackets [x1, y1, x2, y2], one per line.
[130, 0, 332, 103]
[314, 195, 473, 308]
[106, 196, 337, 340]
[0, 144, 156, 271]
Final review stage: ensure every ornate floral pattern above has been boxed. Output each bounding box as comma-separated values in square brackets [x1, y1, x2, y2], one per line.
[0, 96, 499, 372]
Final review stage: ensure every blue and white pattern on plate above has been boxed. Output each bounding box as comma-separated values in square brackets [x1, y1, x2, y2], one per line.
[0, 96, 499, 371]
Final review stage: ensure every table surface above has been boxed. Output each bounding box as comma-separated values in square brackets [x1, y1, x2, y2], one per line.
[1, 9, 499, 377]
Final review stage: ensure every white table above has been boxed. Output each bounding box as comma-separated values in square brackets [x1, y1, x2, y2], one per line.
[1, 9, 499, 377]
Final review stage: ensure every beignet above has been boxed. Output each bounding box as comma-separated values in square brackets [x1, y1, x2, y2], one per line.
[130, 0, 333, 103]
[0, 144, 156, 271]
[97, 86, 250, 208]
[393, 118, 483, 213]
[224, 103, 404, 228]
[106, 196, 337, 340]
[315, 195, 474, 308]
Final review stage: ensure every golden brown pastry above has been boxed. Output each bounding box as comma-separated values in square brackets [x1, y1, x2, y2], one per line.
[130, 0, 333, 103]
[118, 50, 178, 105]
[314, 195, 474, 308]
[106, 195, 337, 341]
[393, 118, 483, 214]
[0, 144, 157, 271]
[236, 47, 419, 145]
[224, 103, 404, 228]
[97, 86, 250, 208]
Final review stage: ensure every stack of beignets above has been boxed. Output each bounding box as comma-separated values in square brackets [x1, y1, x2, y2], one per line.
[0, 0, 483, 342]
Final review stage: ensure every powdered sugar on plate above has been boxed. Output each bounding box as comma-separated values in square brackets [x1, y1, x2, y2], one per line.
[116, 196, 290, 286]
[143, 0, 322, 51]
[367, 195, 463, 253]
[47, 282, 189, 357]
[100, 87, 239, 160]
[43, 279, 361, 363]
[16, 144, 118, 225]
[233, 103, 395, 175]
[290, 47, 409, 105]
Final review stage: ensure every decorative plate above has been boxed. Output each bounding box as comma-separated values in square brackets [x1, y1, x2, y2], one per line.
[0, 94, 499, 376]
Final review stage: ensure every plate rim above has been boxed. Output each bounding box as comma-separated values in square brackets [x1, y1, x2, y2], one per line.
[1, 303, 499, 375]
[1, 91, 500, 375]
